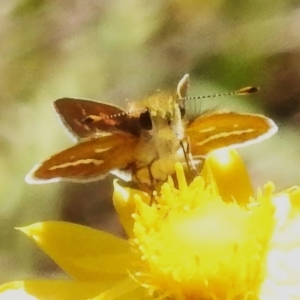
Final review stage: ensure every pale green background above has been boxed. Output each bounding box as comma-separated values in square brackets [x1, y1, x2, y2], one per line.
[0, 0, 300, 282]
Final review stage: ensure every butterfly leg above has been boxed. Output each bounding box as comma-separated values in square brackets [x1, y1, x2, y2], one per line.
[180, 137, 198, 176]
[132, 160, 157, 192]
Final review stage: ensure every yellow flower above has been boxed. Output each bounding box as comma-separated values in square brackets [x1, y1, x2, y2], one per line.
[1, 149, 300, 299]
[115, 150, 275, 300]
[0, 221, 148, 300]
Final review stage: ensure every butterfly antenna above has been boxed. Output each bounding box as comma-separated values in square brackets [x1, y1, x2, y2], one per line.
[185, 86, 259, 100]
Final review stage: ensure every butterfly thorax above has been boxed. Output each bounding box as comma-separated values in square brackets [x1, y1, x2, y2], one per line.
[132, 91, 185, 185]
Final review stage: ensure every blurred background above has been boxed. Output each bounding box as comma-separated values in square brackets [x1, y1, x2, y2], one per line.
[1, 0, 300, 282]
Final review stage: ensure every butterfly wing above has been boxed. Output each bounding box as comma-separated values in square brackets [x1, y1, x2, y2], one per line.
[25, 133, 138, 183]
[54, 98, 140, 140]
[186, 112, 278, 157]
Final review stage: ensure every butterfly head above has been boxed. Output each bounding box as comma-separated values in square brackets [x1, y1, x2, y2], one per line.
[129, 74, 190, 141]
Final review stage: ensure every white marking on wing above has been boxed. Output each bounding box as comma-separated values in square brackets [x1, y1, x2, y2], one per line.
[94, 147, 112, 153]
[49, 159, 104, 170]
[198, 126, 216, 133]
[25, 161, 108, 184]
[196, 129, 255, 146]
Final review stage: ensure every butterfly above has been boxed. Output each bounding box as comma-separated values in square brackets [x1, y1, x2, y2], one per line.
[25, 74, 278, 189]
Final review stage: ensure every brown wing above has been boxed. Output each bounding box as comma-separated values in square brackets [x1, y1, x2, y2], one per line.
[25, 133, 138, 183]
[186, 112, 277, 157]
[54, 98, 140, 140]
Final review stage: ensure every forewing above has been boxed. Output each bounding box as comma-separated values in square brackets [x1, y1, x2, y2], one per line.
[186, 112, 278, 157]
[26, 133, 138, 183]
[54, 98, 140, 140]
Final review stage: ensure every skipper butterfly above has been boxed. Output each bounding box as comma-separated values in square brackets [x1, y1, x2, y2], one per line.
[26, 74, 277, 188]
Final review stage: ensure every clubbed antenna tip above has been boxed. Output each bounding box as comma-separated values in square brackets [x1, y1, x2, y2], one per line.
[186, 86, 259, 101]
[235, 86, 259, 95]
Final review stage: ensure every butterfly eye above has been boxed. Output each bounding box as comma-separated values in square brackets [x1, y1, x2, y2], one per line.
[139, 110, 152, 130]
[180, 107, 185, 118]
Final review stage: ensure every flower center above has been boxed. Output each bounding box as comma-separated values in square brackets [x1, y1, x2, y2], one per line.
[132, 164, 275, 300]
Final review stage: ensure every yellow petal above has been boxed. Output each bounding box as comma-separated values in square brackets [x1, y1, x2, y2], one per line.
[286, 186, 300, 216]
[202, 149, 254, 204]
[113, 180, 150, 237]
[261, 188, 300, 299]
[17, 222, 141, 281]
[0, 280, 114, 300]
[89, 278, 150, 300]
